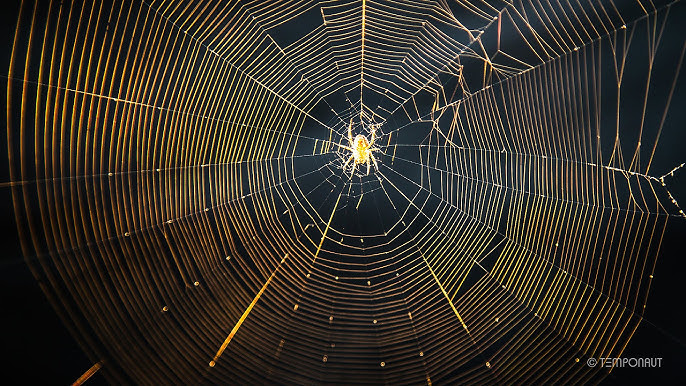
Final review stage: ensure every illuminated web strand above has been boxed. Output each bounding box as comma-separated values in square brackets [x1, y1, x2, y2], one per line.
[376, 160, 665, 347]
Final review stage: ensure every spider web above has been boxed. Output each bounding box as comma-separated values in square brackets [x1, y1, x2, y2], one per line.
[4, 0, 686, 384]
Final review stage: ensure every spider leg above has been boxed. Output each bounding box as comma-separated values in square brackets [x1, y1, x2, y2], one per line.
[350, 162, 357, 177]
[366, 160, 371, 175]
[370, 125, 376, 146]
[348, 117, 353, 145]
[343, 155, 353, 172]
[371, 154, 379, 171]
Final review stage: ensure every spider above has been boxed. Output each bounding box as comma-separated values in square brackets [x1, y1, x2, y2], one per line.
[341, 119, 380, 176]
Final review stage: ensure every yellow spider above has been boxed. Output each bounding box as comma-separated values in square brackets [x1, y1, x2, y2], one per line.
[341, 118, 380, 176]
